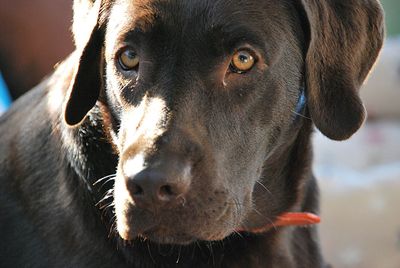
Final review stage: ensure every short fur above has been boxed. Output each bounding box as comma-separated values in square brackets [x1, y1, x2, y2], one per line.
[0, 0, 384, 267]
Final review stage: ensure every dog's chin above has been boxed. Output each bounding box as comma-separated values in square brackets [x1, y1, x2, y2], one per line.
[118, 227, 197, 245]
[141, 231, 197, 245]
[117, 224, 232, 245]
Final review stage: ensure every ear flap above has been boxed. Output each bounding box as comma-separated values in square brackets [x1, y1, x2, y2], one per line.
[72, 0, 100, 47]
[300, 0, 384, 140]
[64, 0, 104, 126]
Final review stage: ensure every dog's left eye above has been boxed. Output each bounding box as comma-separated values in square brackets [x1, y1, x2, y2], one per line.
[118, 48, 139, 71]
[229, 50, 256, 74]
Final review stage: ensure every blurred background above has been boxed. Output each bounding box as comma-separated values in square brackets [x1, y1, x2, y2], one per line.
[316, 1, 400, 267]
[0, 0, 399, 267]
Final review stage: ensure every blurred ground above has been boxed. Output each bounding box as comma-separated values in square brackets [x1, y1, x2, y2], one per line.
[315, 121, 400, 268]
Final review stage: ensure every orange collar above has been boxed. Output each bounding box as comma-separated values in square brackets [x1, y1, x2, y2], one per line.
[237, 212, 321, 234]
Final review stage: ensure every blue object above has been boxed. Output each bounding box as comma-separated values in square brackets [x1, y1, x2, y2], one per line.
[293, 86, 307, 122]
[295, 87, 306, 115]
[0, 72, 12, 114]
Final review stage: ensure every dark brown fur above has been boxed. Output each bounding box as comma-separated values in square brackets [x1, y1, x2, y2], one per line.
[0, 0, 384, 267]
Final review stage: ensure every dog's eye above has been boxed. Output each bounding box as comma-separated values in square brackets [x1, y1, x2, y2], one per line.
[118, 49, 139, 71]
[230, 50, 255, 74]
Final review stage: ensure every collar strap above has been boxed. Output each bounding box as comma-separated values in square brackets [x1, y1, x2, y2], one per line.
[272, 212, 320, 228]
[293, 86, 307, 121]
[296, 87, 306, 114]
[236, 212, 320, 234]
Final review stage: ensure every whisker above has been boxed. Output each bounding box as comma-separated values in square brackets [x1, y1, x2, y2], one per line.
[292, 111, 311, 120]
[101, 207, 115, 219]
[140, 60, 154, 65]
[256, 180, 273, 197]
[97, 177, 116, 191]
[252, 207, 277, 231]
[147, 242, 156, 264]
[219, 218, 245, 240]
[108, 217, 117, 238]
[217, 239, 225, 252]
[232, 230, 244, 239]
[207, 241, 215, 267]
[99, 201, 115, 210]
[191, 242, 197, 260]
[176, 245, 182, 264]
[96, 189, 114, 206]
[195, 241, 205, 257]
[96, 195, 113, 207]
[93, 174, 117, 186]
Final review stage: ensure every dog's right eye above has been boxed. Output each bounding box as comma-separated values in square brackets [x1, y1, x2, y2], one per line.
[118, 48, 139, 71]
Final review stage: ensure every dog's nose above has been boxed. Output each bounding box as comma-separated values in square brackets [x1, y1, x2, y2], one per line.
[126, 167, 190, 206]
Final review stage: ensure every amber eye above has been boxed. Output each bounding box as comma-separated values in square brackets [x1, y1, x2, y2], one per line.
[230, 50, 255, 73]
[118, 48, 139, 71]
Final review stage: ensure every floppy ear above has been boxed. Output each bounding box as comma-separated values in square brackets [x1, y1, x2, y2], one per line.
[300, 0, 384, 140]
[72, 0, 101, 47]
[64, 0, 104, 126]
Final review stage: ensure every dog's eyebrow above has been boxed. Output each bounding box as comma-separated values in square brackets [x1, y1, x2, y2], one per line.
[213, 25, 267, 56]
[123, 28, 146, 42]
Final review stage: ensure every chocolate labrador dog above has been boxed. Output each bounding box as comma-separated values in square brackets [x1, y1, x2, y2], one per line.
[0, 0, 384, 267]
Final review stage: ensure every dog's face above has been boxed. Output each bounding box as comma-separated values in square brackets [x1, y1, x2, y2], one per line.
[64, 0, 384, 245]
[105, 0, 306, 244]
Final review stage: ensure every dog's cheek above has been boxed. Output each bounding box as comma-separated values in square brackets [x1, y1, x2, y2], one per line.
[230, 189, 253, 230]
[216, 190, 253, 240]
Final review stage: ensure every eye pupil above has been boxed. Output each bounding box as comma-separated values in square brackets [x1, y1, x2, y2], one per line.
[125, 51, 135, 59]
[239, 54, 248, 62]
[118, 49, 139, 71]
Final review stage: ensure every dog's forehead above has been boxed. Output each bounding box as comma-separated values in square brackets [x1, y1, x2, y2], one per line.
[106, 0, 290, 46]
[110, 0, 269, 23]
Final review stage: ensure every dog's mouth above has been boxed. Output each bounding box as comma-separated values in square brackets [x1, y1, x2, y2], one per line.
[116, 211, 235, 245]
[115, 199, 240, 245]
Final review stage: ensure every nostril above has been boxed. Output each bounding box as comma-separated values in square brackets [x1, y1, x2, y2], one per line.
[130, 183, 144, 196]
[159, 184, 175, 197]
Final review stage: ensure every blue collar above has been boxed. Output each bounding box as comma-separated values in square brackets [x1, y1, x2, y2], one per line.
[294, 87, 306, 121]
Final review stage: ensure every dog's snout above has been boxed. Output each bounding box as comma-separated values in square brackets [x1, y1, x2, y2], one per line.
[125, 164, 191, 208]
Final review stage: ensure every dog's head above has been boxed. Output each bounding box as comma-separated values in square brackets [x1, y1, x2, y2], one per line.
[64, 0, 383, 245]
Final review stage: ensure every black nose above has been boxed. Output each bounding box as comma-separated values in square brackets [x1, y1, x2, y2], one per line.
[126, 168, 190, 207]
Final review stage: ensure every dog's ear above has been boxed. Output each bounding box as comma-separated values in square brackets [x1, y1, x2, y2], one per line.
[64, 0, 104, 126]
[300, 0, 384, 140]
[72, 0, 103, 48]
